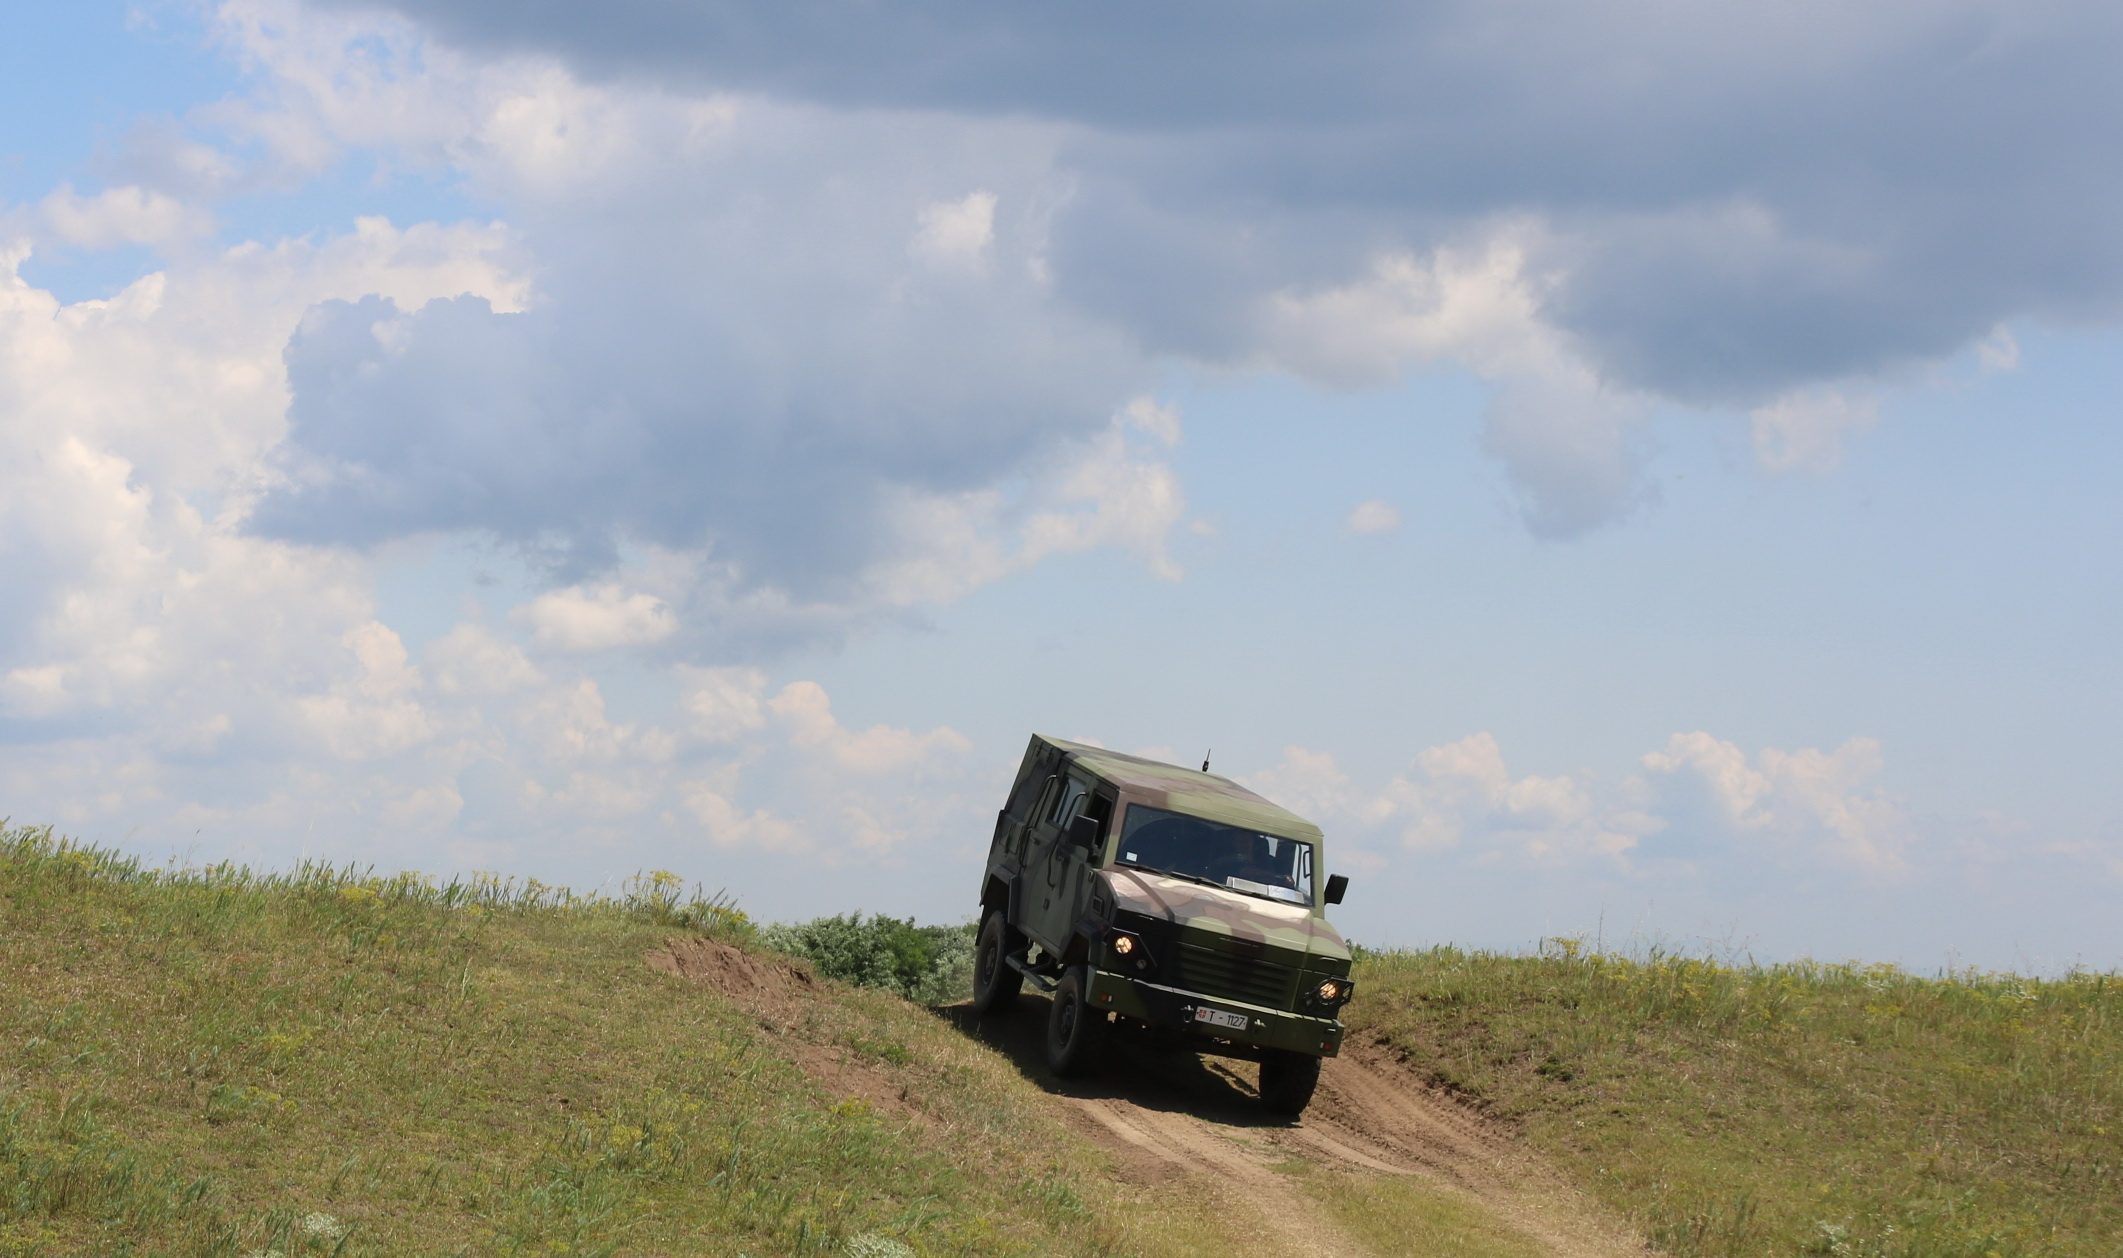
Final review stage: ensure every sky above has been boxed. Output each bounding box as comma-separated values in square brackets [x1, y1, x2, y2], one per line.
[4, 0, 2121, 972]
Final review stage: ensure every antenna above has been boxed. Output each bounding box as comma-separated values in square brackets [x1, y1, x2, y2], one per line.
[1201, 749, 1212, 773]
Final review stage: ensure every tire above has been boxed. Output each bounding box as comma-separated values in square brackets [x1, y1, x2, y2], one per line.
[971, 910, 1024, 1015]
[1258, 1050, 1322, 1116]
[1045, 965, 1104, 1078]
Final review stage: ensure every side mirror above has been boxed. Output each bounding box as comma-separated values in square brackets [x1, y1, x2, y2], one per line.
[1324, 874, 1349, 905]
[1067, 814, 1102, 853]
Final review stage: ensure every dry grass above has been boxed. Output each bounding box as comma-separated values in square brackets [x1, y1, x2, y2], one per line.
[0, 823, 1237, 1258]
[1347, 941, 2123, 1258]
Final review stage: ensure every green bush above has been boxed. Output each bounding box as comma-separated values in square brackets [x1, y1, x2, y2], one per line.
[760, 914, 977, 1005]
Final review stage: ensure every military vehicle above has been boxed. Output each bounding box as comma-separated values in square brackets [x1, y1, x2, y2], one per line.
[970, 735, 1353, 1115]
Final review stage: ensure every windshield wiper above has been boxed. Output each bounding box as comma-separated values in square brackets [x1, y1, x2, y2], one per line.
[1119, 863, 1255, 895]
[1118, 862, 1223, 891]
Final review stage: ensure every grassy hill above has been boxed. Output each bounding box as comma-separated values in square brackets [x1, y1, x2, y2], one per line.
[1346, 943, 2122, 1258]
[8, 816, 2118, 1258]
[0, 824, 1230, 1258]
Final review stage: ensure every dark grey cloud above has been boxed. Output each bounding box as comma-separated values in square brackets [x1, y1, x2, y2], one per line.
[316, 0, 2123, 403]
[253, 100, 1148, 596]
[252, 0, 2123, 568]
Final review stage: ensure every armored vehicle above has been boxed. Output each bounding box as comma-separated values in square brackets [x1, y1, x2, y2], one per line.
[971, 735, 1353, 1115]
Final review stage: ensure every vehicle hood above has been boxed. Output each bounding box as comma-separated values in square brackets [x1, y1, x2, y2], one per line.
[1101, 867, 1350, 963]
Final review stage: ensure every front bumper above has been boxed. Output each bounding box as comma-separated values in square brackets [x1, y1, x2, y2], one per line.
[1084, 967, 1345, 1058]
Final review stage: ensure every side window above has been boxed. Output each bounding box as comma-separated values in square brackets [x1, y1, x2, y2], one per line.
[1049, 778, 1088, 826]
[1083, 794, 1115, 864]
[1029, 777, 1061, 829]
[1004, 759, 1053, 821]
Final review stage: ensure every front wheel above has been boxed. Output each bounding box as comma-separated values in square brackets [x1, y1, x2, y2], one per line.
[971, 910, 1024, 1014]
[1259, 1050, 1322, 1116]
[1045, 965, 1104, 1078]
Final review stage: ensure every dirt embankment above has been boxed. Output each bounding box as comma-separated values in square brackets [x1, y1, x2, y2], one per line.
[650, 939, 1649, 1258]
[647, 937, 933, 1125]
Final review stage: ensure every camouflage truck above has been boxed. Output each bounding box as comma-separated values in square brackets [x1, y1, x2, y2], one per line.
[970, 735, 1353, 1115]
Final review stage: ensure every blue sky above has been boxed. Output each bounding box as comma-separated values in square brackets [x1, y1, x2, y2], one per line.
[4, 0, 2120, 971]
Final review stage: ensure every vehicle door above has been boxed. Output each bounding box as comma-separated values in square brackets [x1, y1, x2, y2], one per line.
[1021, 773, 1089, 952]
[1054, 789, 1115, 937]
[990, 747, 1060, 876]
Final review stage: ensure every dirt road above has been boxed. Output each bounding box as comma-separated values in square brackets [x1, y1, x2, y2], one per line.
[650, 940, 1646, 1258]
[944, 999, 1651, 1258]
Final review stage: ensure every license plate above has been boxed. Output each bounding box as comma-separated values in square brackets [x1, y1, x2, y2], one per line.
[1193, 1006, 1249, 1032]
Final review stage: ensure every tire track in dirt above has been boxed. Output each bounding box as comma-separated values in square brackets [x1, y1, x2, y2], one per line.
[1287, 1044, 1653, 1258]
[650, 944, 1646, 1258]
[947, 998, 1651, 1258]
[1048, 1043, 1647, 1258]
[1066, 1092, 1358, 1258]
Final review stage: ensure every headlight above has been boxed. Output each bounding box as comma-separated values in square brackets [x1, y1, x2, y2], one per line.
[1313, 978, 1353, 1005]
[1112, 933, 1136, 956]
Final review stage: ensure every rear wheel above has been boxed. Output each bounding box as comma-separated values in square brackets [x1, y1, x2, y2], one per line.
[1045, 965, 1104, 1077]
[1259, 1050, 1322, 1116]
[971, 910, 1023, 1014]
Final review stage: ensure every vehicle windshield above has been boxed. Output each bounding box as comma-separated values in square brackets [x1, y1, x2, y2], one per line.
[1114, 804, 1315, 905]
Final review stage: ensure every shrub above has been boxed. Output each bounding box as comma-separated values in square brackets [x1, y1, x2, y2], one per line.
[760, 914, 977, 1005]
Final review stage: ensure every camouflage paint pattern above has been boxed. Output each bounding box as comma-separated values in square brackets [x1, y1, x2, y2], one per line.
[1099, 866, 1350, 965]
[1041, 738, 1327, 858]
[1025, 735, 1350, 962]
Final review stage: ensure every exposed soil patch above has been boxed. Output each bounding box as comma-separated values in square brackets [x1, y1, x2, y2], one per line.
[647, 938, 928, 1123]
[646, 937, 816, 1027]
[1299, 1040, 1653, 1258]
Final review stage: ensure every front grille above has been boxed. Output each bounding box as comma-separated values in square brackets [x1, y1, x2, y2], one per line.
[1168, 941, 1299, 1009]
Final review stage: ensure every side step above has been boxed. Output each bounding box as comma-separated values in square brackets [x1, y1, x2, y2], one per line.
[1003, 953, 1060, 993]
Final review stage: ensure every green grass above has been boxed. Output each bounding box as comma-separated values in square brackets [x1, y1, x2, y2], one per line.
[1284, 1163, 1548, 1258]
[25, 814, 2110, 1258]
[1347, 941, 2123, 1258]
[0, 824, 1228, 1258]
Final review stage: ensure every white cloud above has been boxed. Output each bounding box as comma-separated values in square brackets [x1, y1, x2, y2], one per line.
[1248, 736, 1656, 864]
[426, 623, 543, 696]
[0, 166, 990, 876]
[0, 215, 524, 742]
[1976, 326, 2020, 373]
[767, 681, 971, 776]
[1346, 499, 1400, 534]
[297, 622, 432, 759]
[34, 185, 215, 249]
[859, 401, 1187, 606]
[1644, 731, 1912, 869]
[1249, 729, 1918, 874]
[514, 583, 678, 652]
[1257, 239, 1562, 386]
[911, 190, 997, 268]
[1259, 239, 1656, 536]
[1242, 745, 1355, 823]
[677, 666, 769, 742]
[1749, 389, 1879, 473]
[683, 780, 810, 852]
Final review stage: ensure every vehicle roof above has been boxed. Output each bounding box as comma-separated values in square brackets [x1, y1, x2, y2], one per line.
[1038, 735, 1326, 844]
